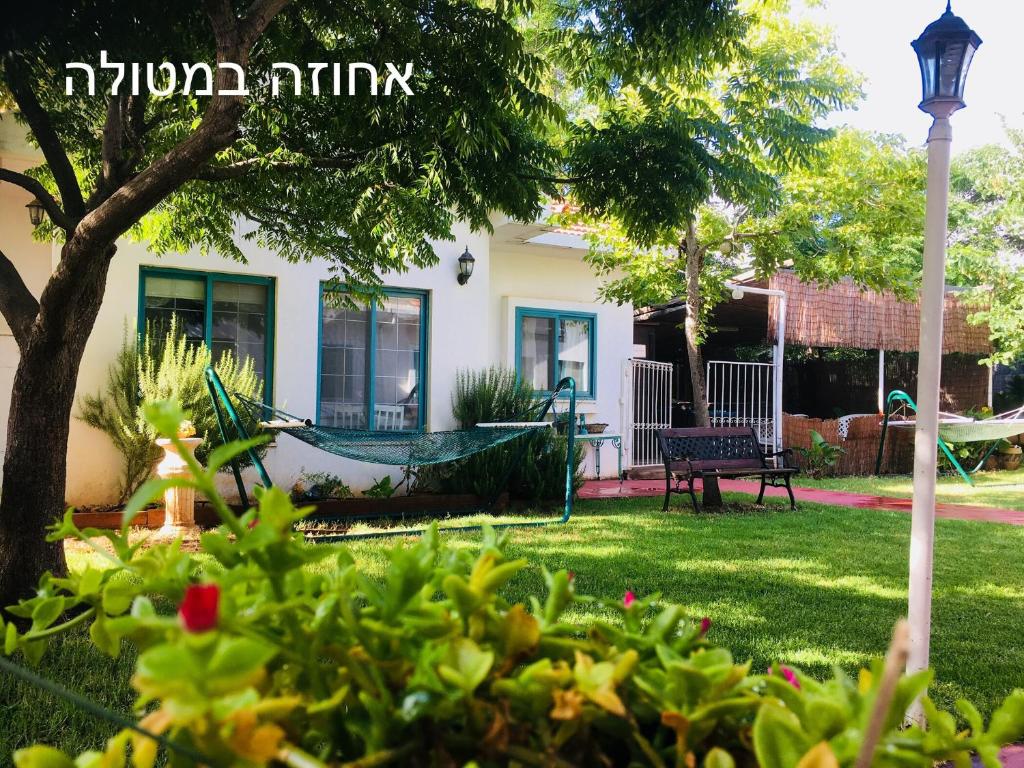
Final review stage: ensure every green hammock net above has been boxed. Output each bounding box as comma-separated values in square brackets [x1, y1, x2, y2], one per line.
[236, 399, 546, 466]
[938, 419, 1024, 444]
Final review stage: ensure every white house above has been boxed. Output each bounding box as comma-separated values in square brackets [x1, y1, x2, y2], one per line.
[0, 119, 634, 505]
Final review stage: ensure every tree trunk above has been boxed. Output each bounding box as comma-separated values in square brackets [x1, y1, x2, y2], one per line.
[681, 225, 722, 508]
[0, 242, 115, 605]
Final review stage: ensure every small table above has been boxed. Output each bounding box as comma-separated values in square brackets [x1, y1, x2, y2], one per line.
[574, 432, 623, 480]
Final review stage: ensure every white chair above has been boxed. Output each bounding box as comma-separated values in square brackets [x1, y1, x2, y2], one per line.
[374, 404, 406, 431]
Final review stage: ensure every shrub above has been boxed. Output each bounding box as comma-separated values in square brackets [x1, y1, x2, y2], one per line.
[797, 430, 844, 478]
[4, 401, 1024, 768]
[79, 318, 265, 500]
[290, 471, 353, 502]
[419, 367, 585, 502]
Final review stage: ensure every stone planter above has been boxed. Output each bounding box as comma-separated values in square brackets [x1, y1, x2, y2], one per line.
[154, 436, 203, 537]
[997, 449, 1022, 471]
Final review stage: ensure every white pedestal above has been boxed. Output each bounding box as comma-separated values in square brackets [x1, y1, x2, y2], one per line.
[155, 437, 203, 537]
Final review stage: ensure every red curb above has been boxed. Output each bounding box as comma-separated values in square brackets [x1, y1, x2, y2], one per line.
[579, 478, 1024, 526]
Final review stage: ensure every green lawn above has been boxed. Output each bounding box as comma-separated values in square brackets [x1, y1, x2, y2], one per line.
[792, 468, 1024, 511]
[3, 494, 1024, 758]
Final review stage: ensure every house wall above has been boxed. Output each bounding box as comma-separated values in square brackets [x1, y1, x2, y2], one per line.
[0, 122, 630, 504]
[489, 247, 633, 479]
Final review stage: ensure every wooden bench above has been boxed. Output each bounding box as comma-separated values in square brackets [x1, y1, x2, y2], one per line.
[656, 427, 799, 512]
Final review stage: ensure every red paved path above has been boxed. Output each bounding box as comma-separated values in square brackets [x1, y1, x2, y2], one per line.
[579, 478, 1024, 526]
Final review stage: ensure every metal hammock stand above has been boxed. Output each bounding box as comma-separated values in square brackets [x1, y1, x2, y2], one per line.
[204, 367, 578, 541]
[875, 389, 1024, 485]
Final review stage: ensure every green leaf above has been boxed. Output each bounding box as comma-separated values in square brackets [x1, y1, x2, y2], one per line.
[753, 702, 810, 768]
[705, 748, 735, 768]
[205, 636, 277, 685]
[987, 689, 1024, 745]
[30, 597, 65, 630]
[12, 745, 76, 768]
[122, 478, 190, 528]
[101, 580, 136, 616]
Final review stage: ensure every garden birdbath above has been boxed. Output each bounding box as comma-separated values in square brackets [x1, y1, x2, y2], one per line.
[155, 436, 203, 537]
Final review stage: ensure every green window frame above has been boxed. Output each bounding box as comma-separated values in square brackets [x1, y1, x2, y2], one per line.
[317, 284, 430, 432]
[137, 267, 276, 403]
[514, 307, 597, 398]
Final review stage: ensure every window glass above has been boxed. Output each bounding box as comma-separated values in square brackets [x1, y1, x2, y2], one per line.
[143, 276, 206, 343]
[319, 289, 426, 431]
[140, 270, 274, 402]
[320, 296, 370, 429]
[517, 310, 594, 395]
[558, 318, 590, 391]
[212, 281, 269, 379]
[520, 316, 554, 390]
[374, 295, 421, 431]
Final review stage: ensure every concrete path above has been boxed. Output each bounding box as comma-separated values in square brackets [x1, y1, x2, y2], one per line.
[579, 478, 1024, 526]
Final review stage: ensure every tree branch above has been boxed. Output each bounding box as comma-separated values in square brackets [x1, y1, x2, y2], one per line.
[240, 0, 293, 48]
[0, 248, 40, 349]
[0, 169, 74, 230]
[4, 63, 86, 218]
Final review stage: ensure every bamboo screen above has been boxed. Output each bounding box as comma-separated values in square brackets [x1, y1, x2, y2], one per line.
[766, 272, 991, 355]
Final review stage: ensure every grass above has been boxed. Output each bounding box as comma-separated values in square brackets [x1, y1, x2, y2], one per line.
[3, 493, 1024, 758]
[793, 467, 1024, 511]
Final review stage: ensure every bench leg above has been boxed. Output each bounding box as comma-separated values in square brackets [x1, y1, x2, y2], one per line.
[688, 478, 700, 513]
[662, 480, 672, 513]
[756, 476, 767, 505]
[785, 475, 796, 510]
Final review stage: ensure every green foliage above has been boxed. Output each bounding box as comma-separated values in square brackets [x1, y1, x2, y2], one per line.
[78, 329, 159, 504]
[364, 475, 398, 499]
[79, 319, 264, 495]
[797, 430, 845, 478]
[5, 403, 1024, 767]
[136, 320, 263, 469]
[290, 472, 353, 503]
[946, 132, 1024, 366]
[418, 368, 585, 502]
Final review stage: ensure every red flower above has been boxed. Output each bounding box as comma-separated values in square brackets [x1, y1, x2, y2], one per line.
[623, 590, 636, 608]
[768, 665, 800, 689]
[248, 517, 259, 530]
[699, 617, 711, 636]
[179, 584, 220, 633]
[567, 571, 575, 583]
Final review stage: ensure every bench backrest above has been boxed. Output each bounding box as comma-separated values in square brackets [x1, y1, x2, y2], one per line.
[657, 427, 767, 472]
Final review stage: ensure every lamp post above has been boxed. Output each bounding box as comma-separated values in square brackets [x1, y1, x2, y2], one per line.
[906, 1, 980, 717]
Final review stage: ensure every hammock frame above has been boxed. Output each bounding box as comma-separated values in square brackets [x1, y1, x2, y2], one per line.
[204, 367, 578, 540]
[874, 390, 1024, 485]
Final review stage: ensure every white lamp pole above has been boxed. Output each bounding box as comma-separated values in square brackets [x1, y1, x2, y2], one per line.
[906, 3, 981, 720]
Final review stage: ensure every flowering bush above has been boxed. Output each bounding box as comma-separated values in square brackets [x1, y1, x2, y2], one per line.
[4, 401, 1024, 767]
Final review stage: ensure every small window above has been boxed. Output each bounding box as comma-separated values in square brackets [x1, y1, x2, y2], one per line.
[319, 287, 427, 431]
[139, 268, 275, 400]
[515, 308, 596, 396]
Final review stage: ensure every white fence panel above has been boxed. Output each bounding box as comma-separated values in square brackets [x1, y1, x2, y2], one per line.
[706, 360, 775, 452]
[625, 359, 673, 468]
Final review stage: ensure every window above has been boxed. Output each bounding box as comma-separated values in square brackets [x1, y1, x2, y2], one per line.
[139, 268, 275, 400]
[318, 287, 427, 431]
[515, 308, 596, 397]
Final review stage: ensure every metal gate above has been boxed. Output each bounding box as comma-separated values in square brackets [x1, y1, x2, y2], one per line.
[706, 360, 776, 451]
[625, 359, 673, 468]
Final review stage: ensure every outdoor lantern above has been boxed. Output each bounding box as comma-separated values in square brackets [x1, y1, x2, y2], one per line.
[457, 246, 475, 285]
[25, 198, 45, 226]
[911, 1, 982, 118]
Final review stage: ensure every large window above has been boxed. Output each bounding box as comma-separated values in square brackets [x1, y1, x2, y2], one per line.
[515, 307, 596, 397]
[139, 268, 275, 400]
[318, 287, 427, 431]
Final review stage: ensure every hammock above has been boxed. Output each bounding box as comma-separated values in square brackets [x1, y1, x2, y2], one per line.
[875, 390, 1024, 485]
[204, 367, 578, 539]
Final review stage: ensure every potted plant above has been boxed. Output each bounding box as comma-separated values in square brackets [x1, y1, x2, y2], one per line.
[997, 440, 1023, 471]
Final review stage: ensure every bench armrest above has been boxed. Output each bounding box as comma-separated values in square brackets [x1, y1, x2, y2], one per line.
[767, 448, 794, 468]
